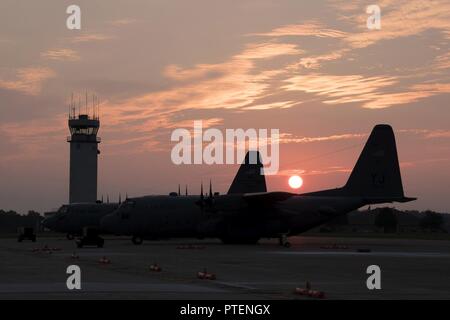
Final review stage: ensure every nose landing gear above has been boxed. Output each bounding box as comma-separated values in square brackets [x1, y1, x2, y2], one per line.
[279, 234, 291, 248]
[132, 235, 143, 245]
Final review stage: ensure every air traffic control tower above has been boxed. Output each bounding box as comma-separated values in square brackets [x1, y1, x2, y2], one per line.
[67, 111, 100, 203]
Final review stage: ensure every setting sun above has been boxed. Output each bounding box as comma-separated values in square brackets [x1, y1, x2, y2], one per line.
[288, 175, 303, 189]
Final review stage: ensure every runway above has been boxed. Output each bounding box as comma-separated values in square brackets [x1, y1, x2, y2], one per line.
[0, 235, 449, 299]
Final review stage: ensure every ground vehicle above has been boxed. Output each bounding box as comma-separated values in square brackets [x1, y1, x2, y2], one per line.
[75, 227, 104, 248]
[17, 227, 36, 242]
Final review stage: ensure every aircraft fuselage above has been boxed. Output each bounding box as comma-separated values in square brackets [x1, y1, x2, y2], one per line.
[100, 194, 364, 242]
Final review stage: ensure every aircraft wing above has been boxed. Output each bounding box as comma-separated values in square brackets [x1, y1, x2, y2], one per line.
[242, 191, 296, 204]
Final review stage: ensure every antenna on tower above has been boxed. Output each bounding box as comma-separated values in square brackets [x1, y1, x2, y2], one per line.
[78, 95, 81, 116]
[97, 97, 100, 120]
[68, 95, 70, 119]
[71, 93, 75, 118]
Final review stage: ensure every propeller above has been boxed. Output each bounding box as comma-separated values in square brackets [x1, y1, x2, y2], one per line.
[196, 180, 217, 211]
[119, 193, 122, 204]
[209, 180, 213, 199]
[200, 182, 204, 201]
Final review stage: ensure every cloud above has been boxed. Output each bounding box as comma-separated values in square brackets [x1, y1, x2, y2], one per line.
[282, 73, 450, 109]
[0, 67, 56, 95]
[412, 83, 450, 94]
[278, 132, 367, 144]
[235, 42, 303, 60]
[243, 101, 297, 110]
[97, 41, 303, 151]
[71, 33, 113, 43]
[277, 167, 351, 177]
[288, 49, 348, 70]
[105, 42, 300, 122]
[433, 52, 450, 70]
[360, 91, 436, 109]
[399, 128, 450, 139]
[163, 64, 226, 82]
[330, 0, 450, 49]
[283, 73, 396, 105]
[41, 48, 80, 61]
[108, 18, 138, 27]
[0, 115, 66, 163]
[249, 21, 348, 38]
[424, 131, 450, 139]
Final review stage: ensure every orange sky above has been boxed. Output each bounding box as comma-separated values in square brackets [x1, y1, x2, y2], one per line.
[0, 0, 449, 213]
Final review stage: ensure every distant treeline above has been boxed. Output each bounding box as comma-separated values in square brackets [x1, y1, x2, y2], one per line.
[0, 207, 448, 234]
[322, 207, 449, 233]
[0, 210, 44, 233]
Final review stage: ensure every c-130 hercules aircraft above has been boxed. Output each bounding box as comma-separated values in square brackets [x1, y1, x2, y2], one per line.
[101, 124, 416, 247]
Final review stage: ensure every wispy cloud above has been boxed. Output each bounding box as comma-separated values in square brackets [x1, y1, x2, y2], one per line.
[235, 42, 303, 60]
[71, 33, 113, 43]
[243, 101, 297, 110]
[0, 67, 56, 95]
[399, 128, 450, 139]
[288, 49, 348, 70]
[41, 48, 80, 61]
[97, 41, 303, 151]
[108, 18, 138, 27]
[283, 73, 397, 106]
[249, 21, 347, 38]
[278, 132, 366, 144]
[339, 0, 450, 49]
[277, 167, 351, 177]
[433, 52, 450, 70]
[0, 115, 66, 162]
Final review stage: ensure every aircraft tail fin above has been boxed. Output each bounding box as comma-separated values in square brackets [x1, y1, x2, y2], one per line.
[343, 124, 415, 203]
[227, 151, 267, 194]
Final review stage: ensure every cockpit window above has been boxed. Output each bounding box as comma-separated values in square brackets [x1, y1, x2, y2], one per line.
[125, 200, 135, 207]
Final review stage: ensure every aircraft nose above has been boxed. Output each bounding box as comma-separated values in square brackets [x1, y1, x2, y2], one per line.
[42, 216, 55, 229]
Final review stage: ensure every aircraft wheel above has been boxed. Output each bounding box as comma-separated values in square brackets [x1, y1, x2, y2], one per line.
[66, 234, 74, 240]
[283, 241, 291, 248]
[132, 236, 143, 245]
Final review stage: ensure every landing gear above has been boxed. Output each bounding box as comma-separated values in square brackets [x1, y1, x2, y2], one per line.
[279, 234, 291, 248]
[66, 233, 74, 240]
[132, 235, 143, 245]
[75, 227, 104, 248]
[76, 236, 104, 248]
[17, 227, 36, 243]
